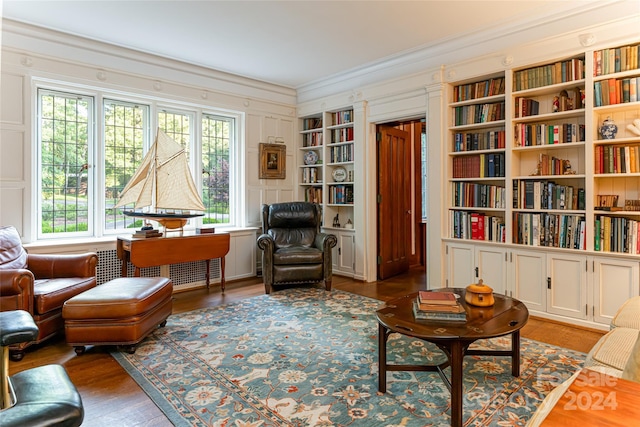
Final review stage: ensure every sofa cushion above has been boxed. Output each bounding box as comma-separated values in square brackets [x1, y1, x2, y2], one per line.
[0, 225, 28, 270]
[33, 278, 96, 315]
[273, 246, 323, 265]
[584, 327, 640, 373]
[621, 334, 640, 383]
[611, 296, 640, 330]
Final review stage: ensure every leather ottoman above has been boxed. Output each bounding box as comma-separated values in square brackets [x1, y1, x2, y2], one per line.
[62, 277, 173, 354]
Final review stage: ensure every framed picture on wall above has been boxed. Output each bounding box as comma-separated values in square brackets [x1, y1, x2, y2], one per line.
[259, 143, 286, 179]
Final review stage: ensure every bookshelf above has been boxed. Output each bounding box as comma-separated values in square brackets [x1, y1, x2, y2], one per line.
[300, 115, 324, 204]
[511, 53, 587, 250]
[445, 44, 640, 328]
[299, 107, 356, 276]
[592, 42, 640, 255]
[448, 74, 507, 243]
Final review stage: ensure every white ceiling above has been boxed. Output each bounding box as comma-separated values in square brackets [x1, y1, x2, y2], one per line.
[2, 0, 602, 89]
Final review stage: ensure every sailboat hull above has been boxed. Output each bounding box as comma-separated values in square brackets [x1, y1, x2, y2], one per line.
[123, 211, 204, 230]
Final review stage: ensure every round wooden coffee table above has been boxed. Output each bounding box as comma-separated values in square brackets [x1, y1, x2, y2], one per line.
[376, 288, 529, 427]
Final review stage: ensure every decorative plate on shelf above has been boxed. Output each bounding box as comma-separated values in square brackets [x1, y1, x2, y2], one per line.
[304, 150, 319, 165]
[332, 167, 347, 182]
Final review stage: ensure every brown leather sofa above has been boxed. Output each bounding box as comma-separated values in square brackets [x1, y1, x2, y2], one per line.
[0, 225, 98, 360]
[257, 202, 337, 294]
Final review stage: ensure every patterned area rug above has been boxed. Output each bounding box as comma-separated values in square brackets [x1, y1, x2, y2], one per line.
[111, 288, 585, 426]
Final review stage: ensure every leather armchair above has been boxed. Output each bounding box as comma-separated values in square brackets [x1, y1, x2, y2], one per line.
[0, 310, 84, 426]
[257, 202, 337, 294]
[0, 226, 98, 360]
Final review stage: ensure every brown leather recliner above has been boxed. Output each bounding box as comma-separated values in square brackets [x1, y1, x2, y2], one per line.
[0, 225, 98, 360]
[257, 202, 337, 294]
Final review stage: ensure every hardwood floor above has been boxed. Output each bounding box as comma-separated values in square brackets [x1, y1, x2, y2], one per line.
[8, 268, 604, 426]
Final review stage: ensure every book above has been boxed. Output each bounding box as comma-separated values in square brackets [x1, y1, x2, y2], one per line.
[418, 290, 458, 306]
[416, 300, 466, 313]
[413, 301, 467, 321]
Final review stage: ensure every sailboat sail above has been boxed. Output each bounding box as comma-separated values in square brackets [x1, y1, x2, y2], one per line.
[115, 129, 205, 214]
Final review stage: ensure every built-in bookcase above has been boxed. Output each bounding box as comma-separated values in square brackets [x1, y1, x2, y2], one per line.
[298, 107, 356, 276]
[446, 44, 640, 256]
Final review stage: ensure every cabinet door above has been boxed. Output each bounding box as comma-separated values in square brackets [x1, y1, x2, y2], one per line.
[592, 257, 640, 325]
[337, 232, 355, 274]
[446, 242, 474, 288]
[547, 253, 588, 320]
[476, 246, 508, 295]
[332, 231, 355, 276]
[510, 249, 546, 312]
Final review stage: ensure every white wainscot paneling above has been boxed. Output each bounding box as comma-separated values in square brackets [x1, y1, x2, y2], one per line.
[227, 231, 257, 279]
[0, 188, 24, 231]
[0, 73, 24, 124]
[246, 188, 263, 225]
[0, 130, 25, 181]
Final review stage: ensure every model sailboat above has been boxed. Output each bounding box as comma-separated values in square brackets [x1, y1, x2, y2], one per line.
[115, 129, 205, 232]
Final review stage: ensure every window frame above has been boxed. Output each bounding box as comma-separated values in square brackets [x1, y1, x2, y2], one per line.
[33, 80, 242, 240]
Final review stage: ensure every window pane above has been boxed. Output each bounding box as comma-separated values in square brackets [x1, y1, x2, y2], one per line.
[202, 115, 231, 225]
[38, 90, 91, 235]
[158, 110, 191, 158]
[104, 100, 148, 231]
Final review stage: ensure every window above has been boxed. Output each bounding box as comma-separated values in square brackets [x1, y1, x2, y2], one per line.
[36, 87, 238, 239]
[202, 114, 232, 224]
[38, 89, 93, 236]
[103, 100, 148, 231]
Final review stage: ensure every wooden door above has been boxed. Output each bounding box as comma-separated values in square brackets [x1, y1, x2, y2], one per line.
[377, 126, 411, 279]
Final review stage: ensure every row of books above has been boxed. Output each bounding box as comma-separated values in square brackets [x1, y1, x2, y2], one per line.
[302, 131, 323, 147]
[331, 110, 353, 125]
[594, 216, 640, 254]
[594, 144, 640, 174]
[537, 153, 573, 176]
[513, 123, 585, 147]
[450, 211, 506, 242]
[513, 180, 585, 211]
[593, 77, 640, 107]
[453, 130, 506, 152]
[514, 58, 585, 91]
[301, 167, 321, 184]
[330, 127, 354, 143]
[329, 144, 353, 163]
[304, 187, 322, 204]
[328, 184, 353, 204]
[452, 77, 505, 103]
[593, 44, 640, 77]
[514, 97, 540, 118]
[513, 212, 586, 249]
[413, 291, 466, 322]
[452, 182, 506, 209]
[453, 102, 505, 126]
[302, 117, 322, 131]
[452, 153, 505, 178]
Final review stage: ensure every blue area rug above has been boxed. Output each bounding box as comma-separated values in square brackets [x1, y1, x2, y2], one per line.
[111, 288, 585, 426]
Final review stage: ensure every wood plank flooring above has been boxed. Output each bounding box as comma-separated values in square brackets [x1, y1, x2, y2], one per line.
[8, 269, 604, 427]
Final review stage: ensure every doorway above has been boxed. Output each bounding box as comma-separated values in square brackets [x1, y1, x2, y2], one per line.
[376, 119, 426, 280]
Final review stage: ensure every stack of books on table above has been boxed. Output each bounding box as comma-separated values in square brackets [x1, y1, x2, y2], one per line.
[132, 228, 163, 238]
[413, 291, 467, 322]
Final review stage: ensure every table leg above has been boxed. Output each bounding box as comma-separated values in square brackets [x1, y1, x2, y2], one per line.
[220, 257, 226, 292]
[378, 323, 388, 393]
[205, 260, 211, 289]
[449, 340, 464, 427]
[512, 330, 521, 377]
